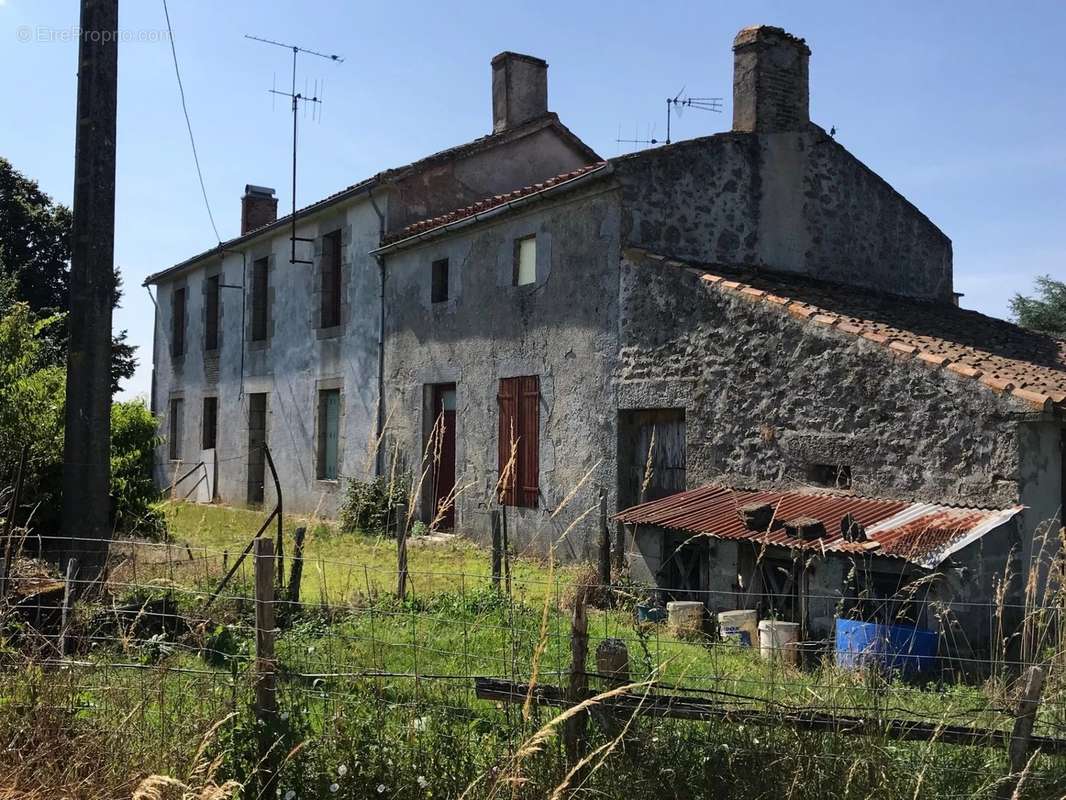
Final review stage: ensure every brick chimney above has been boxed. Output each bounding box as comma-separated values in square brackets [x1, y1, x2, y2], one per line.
[491, 52, 548, 133]
[732, 25, 811, 133]
[240, 185, 277, 235]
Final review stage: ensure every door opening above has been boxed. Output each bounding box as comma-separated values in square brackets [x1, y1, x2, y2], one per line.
[430, 384, 457, 530]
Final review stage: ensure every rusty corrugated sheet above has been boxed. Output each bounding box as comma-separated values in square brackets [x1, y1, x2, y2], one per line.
[614, 484, 1022, 567]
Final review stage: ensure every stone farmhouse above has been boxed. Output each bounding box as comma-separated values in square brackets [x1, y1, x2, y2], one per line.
[148, 27, 1065, 648]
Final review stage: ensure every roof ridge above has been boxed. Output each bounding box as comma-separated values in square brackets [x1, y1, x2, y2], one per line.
[626, 247, 1066, 411]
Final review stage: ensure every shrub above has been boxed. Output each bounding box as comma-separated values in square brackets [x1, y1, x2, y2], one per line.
[338, 475, 408, 535]
[110, 398, 164, 536]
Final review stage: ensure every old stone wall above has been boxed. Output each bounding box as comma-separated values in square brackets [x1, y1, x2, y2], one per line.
[618, 252, 1030, 510]
[381, 185, 623, 557]
[615, 128, 954, 302]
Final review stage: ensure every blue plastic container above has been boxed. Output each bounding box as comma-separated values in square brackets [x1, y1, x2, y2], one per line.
[635, 603, 668, 624]
[835, 618, 938, 675]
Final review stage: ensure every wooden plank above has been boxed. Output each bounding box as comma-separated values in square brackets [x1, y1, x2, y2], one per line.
[474, 678, 1066, 754]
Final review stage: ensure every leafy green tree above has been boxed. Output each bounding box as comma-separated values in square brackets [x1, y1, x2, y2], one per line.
[111, 399, 163, 536]
[0, 156, 136, 392]
[1010, 275, 1066, 336]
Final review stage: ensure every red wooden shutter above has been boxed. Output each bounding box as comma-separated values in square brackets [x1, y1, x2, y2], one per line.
[518, 376, 540, 507]
[498, 377, 518, 506]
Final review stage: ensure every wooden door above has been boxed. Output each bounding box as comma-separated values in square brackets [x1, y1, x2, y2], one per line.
[619, 409, 686, 509]
[431, 385, 457, 530]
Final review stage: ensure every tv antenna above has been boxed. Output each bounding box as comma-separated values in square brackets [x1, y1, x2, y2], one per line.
[616, 88, 723, 150]
[245, 34, 343, 264]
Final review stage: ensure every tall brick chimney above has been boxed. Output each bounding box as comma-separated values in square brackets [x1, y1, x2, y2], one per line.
[732, 25, 811, 133]
[240, 185, 277, 235]
[491, 52, 548, 133]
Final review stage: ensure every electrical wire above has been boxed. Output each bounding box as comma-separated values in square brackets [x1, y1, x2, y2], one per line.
[161, 0, 221, 244]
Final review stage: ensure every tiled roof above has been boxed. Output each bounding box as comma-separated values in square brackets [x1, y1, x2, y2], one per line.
[379, 162, 609, 246]
[145, 114, 600, 285]
[629, 249, 1066, 411]
[614, 483, 1022, 569]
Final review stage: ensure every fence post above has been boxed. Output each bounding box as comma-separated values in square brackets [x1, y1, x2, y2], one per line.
[288, 526, 306, 607]
[997, 665, 1047, 800]
[58, 557, 78, 657]
[253, 537, 278, 799]
[614, 521, 626, 574]
[597, 488, 611, 591]
[396, 502, 409, 600]
[490, 510, 502, 591]
[501, 504, 511, 597]
[563, 586, 589, 769]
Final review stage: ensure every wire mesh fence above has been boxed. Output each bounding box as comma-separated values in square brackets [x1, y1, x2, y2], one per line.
[2, 520, 1066, 799]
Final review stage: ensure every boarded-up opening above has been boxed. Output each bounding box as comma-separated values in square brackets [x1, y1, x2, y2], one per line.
[201, 396, 217, 450]
[320, 230, 342, 328]
[168, 398, 183, 460]
[618, 408, 686, 510]
[247, 393, 267, 504]
[171, 287, 186, 357]
[204, 275, 220, 351]
[250, 258, 269, 342]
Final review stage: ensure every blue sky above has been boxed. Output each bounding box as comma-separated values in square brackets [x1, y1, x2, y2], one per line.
[2, 1, 1064, 400]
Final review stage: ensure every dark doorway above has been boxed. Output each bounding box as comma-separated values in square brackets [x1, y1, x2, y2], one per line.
[430, 384, 457, 530]
[659, 530, 707, 603]
[247, 393, 267, 505]
[618, 409, 686, 510]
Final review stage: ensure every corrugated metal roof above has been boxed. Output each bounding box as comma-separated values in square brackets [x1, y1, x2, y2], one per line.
[614, 484, 1022, 568]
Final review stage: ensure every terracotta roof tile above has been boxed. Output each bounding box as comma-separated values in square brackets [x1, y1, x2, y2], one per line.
[627, 249, 1066, 410]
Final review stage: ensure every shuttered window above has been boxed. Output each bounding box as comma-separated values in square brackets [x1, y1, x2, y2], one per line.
[317, 389, 341, 480]
[251, 258, 269, 342]
[498, 376, 539, 507]
[204, 275, 220, 351]
[171, 287, 186, 357]
[514, 235, 536, 286]
[247, 393, 267, 504]
[320, 230, 342, 328]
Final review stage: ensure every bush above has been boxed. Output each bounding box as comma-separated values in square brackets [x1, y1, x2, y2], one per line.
[338, 475, 408, 535]
[110, 399, 163, 536]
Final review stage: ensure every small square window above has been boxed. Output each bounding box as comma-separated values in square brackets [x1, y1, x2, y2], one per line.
[431, 258, 449, 303]
[514, 235, 536, 286]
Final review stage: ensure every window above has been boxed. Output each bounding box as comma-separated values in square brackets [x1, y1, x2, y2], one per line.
[202, 396, 218, 450]
[251, 257, 269, 342]
[497, 376, 539, 507]
[807, 463, 852, 489]
[431, 258, 450, 303]
[168, 398, 184, 460]
[171, 287, 186, 357]
[317, 389, 341, 480]
[247, 393, 267, 504]
[514, 235, 536, 286]
[205, 274, 220, 351]
[320, 230, 342, 328]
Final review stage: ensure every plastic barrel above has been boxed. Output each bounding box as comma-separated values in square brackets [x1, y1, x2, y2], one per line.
[758, 620, 800, 664]
[835, 618, 938, 674]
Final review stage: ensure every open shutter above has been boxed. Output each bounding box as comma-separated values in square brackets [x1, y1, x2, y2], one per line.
[498, 378, 518, 506]
[518, 376, 540, 507]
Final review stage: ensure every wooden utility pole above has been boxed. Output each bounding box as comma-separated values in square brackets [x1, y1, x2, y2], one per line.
[62, 0, 119, 577]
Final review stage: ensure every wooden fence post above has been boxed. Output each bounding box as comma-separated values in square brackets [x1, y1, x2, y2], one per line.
[613, 521, 626, 575]
[490, 510, 502, 591]
[563, 587, 589, 769]
[997, 665, 1047, 800]
[501, 504, 511, 597]
[288, 526, 306, 607]
[58, 557, 78, 657]
[253, 537, 278, 799]
[396, 502, 409, 600]
[597, 488, 611, 590]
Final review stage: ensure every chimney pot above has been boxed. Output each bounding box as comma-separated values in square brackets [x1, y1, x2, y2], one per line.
[241, 184, 278, 235]
[491, 52, 548, 133]
[783, 516, 825, 541]
[732, 25, 811, 133]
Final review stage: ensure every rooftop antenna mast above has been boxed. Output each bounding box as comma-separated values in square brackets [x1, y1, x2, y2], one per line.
[617, 88, 723, 151]
[245, 34, 343, 264]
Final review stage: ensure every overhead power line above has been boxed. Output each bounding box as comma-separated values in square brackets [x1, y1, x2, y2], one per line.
[161, 0, 221, 244]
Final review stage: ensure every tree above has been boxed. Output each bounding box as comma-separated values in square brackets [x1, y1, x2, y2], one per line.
[1010, 275, 1066, 337]
[0, 156, 136, 392]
